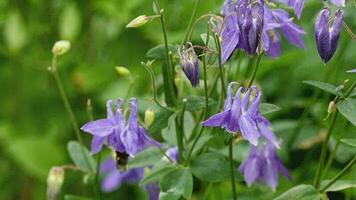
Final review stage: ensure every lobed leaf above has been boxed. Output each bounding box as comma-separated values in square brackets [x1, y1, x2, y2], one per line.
[67, 141, 96, 173]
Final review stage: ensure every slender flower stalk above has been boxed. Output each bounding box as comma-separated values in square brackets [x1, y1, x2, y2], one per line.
[247, 53, 264, 88]
[182, 0, 200, 44]
[229, 141, 237, 200]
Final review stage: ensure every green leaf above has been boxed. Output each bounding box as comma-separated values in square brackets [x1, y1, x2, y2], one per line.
[159, 192, 181, 200]
[320, 180, 356, 192]
[260, 103, 281, 115]
[185, 96, 217, 112]
[160, 168, 193, 199]
[4, 11, 27, 52]
[200, 33, 217, 51]
[67, 141, 96, 173]
[59, 3, 82, 40]
[190, 152, 230, 182]
[6, 138, 65, 180]
[340, 138, 356, 148]
[127, 146, 163, 169]
[303, 80, 340, 96]
[146, 44, 180, 60]
[148, 108, 174, 135]
[141, 164, 177, 185]
[274, 185, 321, 200]
[64, 194, 92, 200]
[337, 98, 356, 126]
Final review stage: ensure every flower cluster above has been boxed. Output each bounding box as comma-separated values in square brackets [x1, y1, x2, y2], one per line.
[203, 82, 289, 189]
[81, 98, 160, 156]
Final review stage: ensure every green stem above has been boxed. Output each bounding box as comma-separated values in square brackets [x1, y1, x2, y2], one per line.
[320, 156, 356, 193]
[322, 138, 340, 179]
[213, 34, 226, 97]
[247, 53, 263, 88]
[313, 111, 339, 188]
[176, 100, 187, 163]
[229, 141, 237, 200]
[50, 56, 93, 172]
[182, 0, 200, 44]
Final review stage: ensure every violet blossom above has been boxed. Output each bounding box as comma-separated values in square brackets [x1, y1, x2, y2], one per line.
[202, 82, 279, 148]
[239, 142, 291, 190]
[314, 8, 344, 63]
[178, 43, 200, 87]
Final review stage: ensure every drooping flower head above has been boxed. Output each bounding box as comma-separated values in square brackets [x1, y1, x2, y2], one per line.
[178, 43, 200, 87]
[239, 143, 291, 190]
[202, 83, 279, 148]
[315, 8, 344, 63]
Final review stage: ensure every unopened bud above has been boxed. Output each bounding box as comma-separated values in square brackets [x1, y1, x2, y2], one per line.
[144, 109, 155, 128]
[52, 40, 71, 56]
[174, 76, 182, 87]
[126, 15, 149, 28]
[328, 101, 337, 114]
[115, 66, 130, 77]
[178, 43, 200, 87]
[47, 167, 65, 200]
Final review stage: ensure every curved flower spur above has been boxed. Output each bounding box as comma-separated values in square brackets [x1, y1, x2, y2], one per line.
[202, 82, 279, 148]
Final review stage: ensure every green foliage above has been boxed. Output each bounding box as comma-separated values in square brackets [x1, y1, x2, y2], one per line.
[274, 185, 321, 200]
[337, 98, 356, 126]
[320, 180, 356, 192]
[67, 141, 96, 173]
[127, 146, 163, 169]
[160, 168, 193, 199]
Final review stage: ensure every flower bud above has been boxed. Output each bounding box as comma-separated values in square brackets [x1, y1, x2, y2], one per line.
[52, 40, 71, 56]
[126, 15, 149, 28]
[328, 101, 337, 114]
[178, 43, 200, 87]
[144, 109, 155, 128]
[315, 8, 344, 63]
[174, 76, 182, 87]
[115, 66, 130, 77]
[47, 167, 65, 200]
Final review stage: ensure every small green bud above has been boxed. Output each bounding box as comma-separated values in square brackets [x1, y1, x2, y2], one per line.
[47, 167, 65, 200]
[144, 109, 155, 128]
[126, 15, 149, 28]
[174, 76, 182, 87]
[115, 66, 130, 77]
[328, 101, 336, 114]
[52, 40, 71, 56]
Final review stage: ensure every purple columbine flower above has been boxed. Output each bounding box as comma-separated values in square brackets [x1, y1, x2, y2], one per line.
[237, 0, 264, 54]
[202, 83, 279, 148]
[81, 99, 126, 154]
[120, 98, 160, 157]
[315, 8, 344, 63]
[239, 143, 291, 190]
[178, 43, 200, 87]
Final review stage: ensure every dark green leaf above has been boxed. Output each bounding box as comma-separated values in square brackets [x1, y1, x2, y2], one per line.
[303, 80, 340, 96]
[146, 44, 180, 60]
[140, 164, 177, 185]
[160, 168, 193, 199]
[67, 141, 96, 173]
[185, 96, 217, 112]
[190, 152, 230, 182]
[274, 185, 320, 200]
[6, 138, 65, 180]
[260, 103, 281, 115]
[159, 192, 181, 200]
[127, 146, 163, 169]
[64, 194, 92, 200]
[340, 138, 356, 148]
[148, 108, 174, 135]
[337, 98, 356, 126]
[320, 180, 356, 192]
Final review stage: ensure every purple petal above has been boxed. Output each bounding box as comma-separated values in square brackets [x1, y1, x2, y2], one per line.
[240, 156, 261, 186]
[288, 0, 305, 19]
[122, 168, 144, 183]
[145, 184, 160, 200]
[221, 14, 240, 64]
[262, 159, 279, 190]
[91, 136, 105, 154]
[100, 158, 116, 173]
[239, 116, 260, 146]
[120, 130, 139, 156]
[202, 110, 230, 127]
[102, 170, 122, 192]
[330, 0, 345, 6]
[81, 119, 114, 137]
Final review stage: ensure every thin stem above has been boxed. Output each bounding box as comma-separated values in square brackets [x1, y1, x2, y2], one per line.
[50, 56, 93, 172]
[158, 147, 175, 163]
[247, 53, 263, 88]
[176, 100, 187, 163]
[213, 33, 226, 97]
[343, 22, 356, 41]
[182, 0, 200, 44]
[229, 141, 237, 200]
[322, 138, 340, 179]
[320, 156, 356, 193]
[313, 111, 339, 188]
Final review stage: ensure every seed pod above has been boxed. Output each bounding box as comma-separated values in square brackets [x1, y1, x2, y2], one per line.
[47, 167, 65, 200]
[115, 66, 130, 77]
[52, 40, 71, 56]
[144, 108, 155, 128]
[328, 101, 336, 114]
[126, 15, 149, 28]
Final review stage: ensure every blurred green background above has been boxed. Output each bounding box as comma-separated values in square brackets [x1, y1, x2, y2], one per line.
[0, 0, 355, 199]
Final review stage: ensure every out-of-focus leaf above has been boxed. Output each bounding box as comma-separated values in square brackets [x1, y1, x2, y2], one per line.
[140, 164, 177, 185]
[160, 168, 193, 199]
[4, 11, 27, 52]
[340, 138, 356, 148]
[185, 96, 217, 112]
[127, 146, 163, 169]
[337, 98, 356, 126]
[303, 80, 340, 96]
[6, 138, 65, 180]
[260, 103, 281, 115]
[274, 185, 320, 200]
[159, 192, 180, 200]
[64, 194, 92, 200]
[190, 152, 230, 182]
[67, 141, 96, 173]
[59, 3, 82, 40]
[146, 44, 180, 60]
[148, 108, 174, 135]
[320, 180, 356, 192]
[201, 33, 216, 51]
